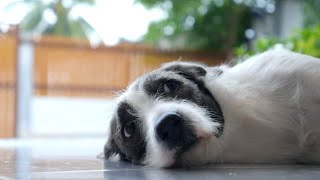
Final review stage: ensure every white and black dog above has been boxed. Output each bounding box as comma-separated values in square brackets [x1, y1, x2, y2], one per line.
[104, 50, 320, 168]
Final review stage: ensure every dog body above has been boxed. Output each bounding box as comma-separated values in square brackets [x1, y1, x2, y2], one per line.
[104, 50, 320, 167]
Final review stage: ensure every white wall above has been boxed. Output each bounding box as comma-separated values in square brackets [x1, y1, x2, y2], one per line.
[31, 97, 116, 136]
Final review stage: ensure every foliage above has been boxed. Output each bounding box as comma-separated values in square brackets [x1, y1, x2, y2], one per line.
[4, 0, 98, 40]
[301, 0, 320, 27]
[235, 25, 320, 58]
[135, 0, 275, 52]
[235, 0, 320, 59]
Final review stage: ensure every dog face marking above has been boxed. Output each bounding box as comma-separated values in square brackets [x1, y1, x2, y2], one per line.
[104, 102, 147, 164]
[104, 62, 224, 167]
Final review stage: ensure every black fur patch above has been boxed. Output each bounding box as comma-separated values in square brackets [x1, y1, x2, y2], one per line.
[104, 102, 146, 164]
[161, 63, 224, 136]
[105, 62, 224, 166]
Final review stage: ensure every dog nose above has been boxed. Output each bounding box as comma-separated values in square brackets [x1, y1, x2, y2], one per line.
[156, 113, 183, 148]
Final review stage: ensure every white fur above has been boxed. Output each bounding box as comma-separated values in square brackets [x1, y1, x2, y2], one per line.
[118, 86, 221, 167]
[143, 101, 221, 167]
[182, 50, 320, 165]
[115, 50, 320, 167]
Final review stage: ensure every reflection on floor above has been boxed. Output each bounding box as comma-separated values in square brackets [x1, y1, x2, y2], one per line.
[1, 138, 320, 180]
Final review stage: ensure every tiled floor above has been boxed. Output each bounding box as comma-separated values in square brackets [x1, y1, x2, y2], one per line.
[1, 138, 320, 180]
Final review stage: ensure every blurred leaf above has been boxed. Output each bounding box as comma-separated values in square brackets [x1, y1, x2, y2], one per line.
[235, 0, 320, 59]
[136, 0, 275, 52]
[235, 24, 320, 58]
[20, 4, 44, 31]
[5, 0, 98, 42]
[301, 0, 320, 27]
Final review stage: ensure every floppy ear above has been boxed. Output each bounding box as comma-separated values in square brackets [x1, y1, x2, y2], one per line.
[104, 119, 119, 159]
[161, 62, 207, 85]
[104, 138, 118, 159]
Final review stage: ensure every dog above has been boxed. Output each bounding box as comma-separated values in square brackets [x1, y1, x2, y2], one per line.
[104, 50, 320, 168]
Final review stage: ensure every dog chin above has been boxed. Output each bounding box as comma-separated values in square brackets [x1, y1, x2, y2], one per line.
[144, 133, 216, 168]
[143, 142, 177, 168]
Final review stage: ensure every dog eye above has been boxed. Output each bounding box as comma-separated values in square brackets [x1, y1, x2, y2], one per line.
[163, 80, 179, 93]
[123, 122, 135, 138]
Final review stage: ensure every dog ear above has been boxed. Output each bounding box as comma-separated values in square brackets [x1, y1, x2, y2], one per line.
[104, 119, 120, 159]
[161, 62, 207, 85]
[104, 137, 119, 159]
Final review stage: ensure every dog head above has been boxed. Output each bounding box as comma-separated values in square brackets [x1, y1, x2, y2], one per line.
[104, 62, 224, 167]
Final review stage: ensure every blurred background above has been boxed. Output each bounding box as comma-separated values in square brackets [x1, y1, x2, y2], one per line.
[0, 0, 319, 138]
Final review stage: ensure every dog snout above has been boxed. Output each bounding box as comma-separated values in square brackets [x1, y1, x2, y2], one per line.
[155, 113, 183, 148]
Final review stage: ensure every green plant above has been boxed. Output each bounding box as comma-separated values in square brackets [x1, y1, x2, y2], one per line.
[136, 0, 275, 52]
[235, 25, 320, 58]
[301, 0, 320, 27]
[4, 0, 98, 40]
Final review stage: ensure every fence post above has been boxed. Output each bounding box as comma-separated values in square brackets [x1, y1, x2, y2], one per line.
[16, 35, 34, 137]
